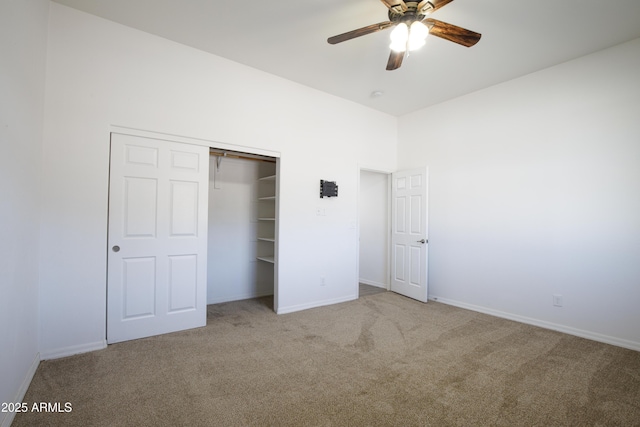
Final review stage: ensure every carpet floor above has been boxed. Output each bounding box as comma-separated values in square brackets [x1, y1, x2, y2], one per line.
[14, 292, 640, 426]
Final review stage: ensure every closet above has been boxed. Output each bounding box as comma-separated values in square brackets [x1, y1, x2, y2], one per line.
[207, 149, 277, 305]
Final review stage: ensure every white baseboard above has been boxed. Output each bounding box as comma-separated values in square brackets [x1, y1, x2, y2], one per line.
[40, 340, 107, 361]
[430, 295, 640, 352]
[277, 294, 357, 315]
[0, 352, 40, 427]
[359, 279, 388, 289]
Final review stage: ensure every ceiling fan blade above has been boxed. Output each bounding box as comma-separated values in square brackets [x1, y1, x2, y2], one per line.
[424, 18, 481, 47]
[386, 50, 404, 70]
[380, 0, 408, 14]
[327, 21, 394, 45]
[418, 0, 455, 14]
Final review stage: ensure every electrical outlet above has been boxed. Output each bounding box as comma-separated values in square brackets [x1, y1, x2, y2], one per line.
[553, 294, 563, 307]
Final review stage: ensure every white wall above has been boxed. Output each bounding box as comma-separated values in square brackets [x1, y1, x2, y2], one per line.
[0, 0, 48, 423]
[208, 157, 274, 303]
[359, 171, 388, 288]
[38, 3, 397, 357]
[398, 38, 640, 350]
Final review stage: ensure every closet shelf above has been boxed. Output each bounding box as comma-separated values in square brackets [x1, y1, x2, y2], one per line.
[257, 167, 276, 269]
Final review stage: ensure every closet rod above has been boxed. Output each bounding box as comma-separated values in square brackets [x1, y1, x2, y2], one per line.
[209, 150, 276, 163]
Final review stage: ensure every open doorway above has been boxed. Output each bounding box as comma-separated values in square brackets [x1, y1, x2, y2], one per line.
[207, 148, 278, 309]
[358, 169, 390, 297]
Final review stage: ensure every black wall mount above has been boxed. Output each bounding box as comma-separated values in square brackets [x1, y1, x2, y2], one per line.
[320, 180, 338, 198]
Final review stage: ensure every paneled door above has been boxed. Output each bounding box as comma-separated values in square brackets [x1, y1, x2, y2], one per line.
[390, 167, 428, 302]
[107, 133, 209, 343]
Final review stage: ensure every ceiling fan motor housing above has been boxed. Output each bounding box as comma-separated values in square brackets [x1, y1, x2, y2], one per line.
[388, 1, 434, 23]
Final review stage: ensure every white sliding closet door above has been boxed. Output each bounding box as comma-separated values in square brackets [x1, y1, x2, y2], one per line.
[107, 133, 209, 343]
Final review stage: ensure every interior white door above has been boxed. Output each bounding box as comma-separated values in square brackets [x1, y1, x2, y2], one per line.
[107, 133, 209, 344]
[390, 167, 428, 302]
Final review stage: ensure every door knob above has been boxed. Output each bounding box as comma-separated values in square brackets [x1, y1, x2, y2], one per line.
[417, 239, 427, 244]
[112, 245, 120, 252]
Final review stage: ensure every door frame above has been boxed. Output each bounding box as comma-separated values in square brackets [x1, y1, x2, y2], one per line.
[356, 165, 429, 301]
[107, 126, 282, 318]
[356, 166, 393, 297]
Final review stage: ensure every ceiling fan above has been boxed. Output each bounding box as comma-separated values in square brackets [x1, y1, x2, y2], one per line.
[327, 0, 481, 70]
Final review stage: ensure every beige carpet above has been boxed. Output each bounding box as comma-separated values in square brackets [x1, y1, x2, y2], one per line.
[14, 292, 640, 426]
[359, 283, 387, 297]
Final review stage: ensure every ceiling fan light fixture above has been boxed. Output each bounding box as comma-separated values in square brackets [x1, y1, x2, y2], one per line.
[389, 23, 409, 52]
[408, 21, 429, 51]
[389, 20, 429, 52]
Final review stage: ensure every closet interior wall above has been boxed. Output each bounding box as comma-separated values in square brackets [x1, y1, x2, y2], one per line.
[207, 154, 276, 304]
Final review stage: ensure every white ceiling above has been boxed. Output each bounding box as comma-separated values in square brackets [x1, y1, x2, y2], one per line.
[51, 0, 640, 116]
